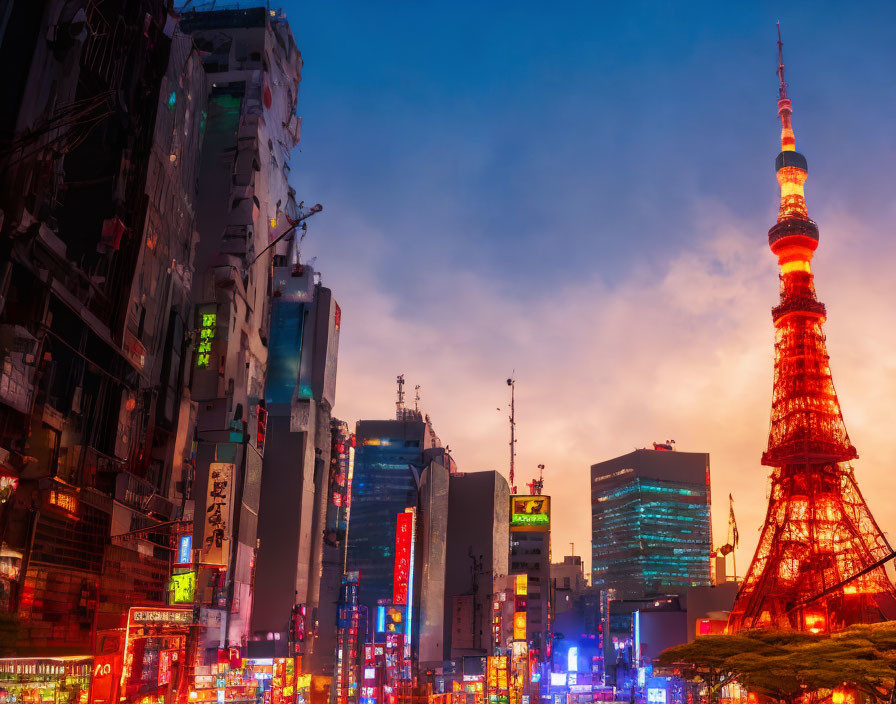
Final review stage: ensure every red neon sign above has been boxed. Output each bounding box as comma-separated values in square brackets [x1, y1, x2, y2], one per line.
[392, 512, 413, 605]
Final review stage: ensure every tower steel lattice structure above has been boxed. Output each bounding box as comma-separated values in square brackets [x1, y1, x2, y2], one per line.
[727, 28, 896, 633]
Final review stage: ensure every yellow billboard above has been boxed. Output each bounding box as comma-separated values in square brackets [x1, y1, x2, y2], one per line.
[509, 495, 550, 532]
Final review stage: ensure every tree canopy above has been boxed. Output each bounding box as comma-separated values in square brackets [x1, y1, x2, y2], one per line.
[656, 624, 896, 704]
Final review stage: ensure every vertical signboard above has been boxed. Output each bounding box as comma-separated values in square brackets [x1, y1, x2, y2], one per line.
[177, 535, 192, 565]
[203, 462, 234, 566]
[89, 654, 121, 704]
[487, 656, 509, 704]
[196, 304, 217, 369]
[392, 511, 414, 605]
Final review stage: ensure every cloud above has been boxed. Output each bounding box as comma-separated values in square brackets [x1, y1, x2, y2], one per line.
[317, 199, 896, 581]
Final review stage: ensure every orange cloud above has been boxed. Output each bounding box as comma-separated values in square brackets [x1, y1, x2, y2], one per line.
[326, 201, 896, 581]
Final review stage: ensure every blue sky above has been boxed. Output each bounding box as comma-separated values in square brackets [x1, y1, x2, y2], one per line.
[286, 1, 896, 571]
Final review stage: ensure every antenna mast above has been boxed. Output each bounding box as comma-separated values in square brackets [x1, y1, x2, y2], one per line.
[396, 374, 406, 420]
[414, 385, 421, 413]
[776, 22, 787, 100]
[507, 376, 516, 493]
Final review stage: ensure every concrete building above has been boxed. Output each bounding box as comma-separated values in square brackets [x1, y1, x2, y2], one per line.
[508, 495, 551, 660]
[444, 470, 510, 660]
[250, 265, 341, 674]
[552, 555, 586, 616]
[0, 0, 201, 675]
[591, 446, 712, 598]
[178, 5, 303, 660]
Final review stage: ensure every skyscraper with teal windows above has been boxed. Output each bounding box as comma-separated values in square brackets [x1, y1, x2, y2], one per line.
[346, 414, 454, 637]
[591, 447, 711, 597]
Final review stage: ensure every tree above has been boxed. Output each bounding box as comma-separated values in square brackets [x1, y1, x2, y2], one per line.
[655, 635, 760, 704]
[657, 625, 896, 704]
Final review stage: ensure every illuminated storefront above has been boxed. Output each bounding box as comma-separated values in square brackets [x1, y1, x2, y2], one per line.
[122, 607, 192, 703]
[0, 656, 92, 704]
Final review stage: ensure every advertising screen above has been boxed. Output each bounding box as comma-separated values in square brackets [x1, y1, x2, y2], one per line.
[510, 496, 550, 531]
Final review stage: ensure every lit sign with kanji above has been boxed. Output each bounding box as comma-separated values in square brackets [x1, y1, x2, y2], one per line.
[510, 496, 550, 532]
[513, 612, 527, 641]
[486, 656, 509, 704]
[196, 304, 217, 368]
[177, 535, 192, 565]
[203, 462, 233, 566]
[48, 488, 78, 515]
[392, 511, 414, 605]
[129, 608, 192, 625]
[158, 649, 178, 685]
[169, 571, 196, 604]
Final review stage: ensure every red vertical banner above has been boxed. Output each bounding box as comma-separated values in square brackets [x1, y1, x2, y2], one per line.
[392, 511, 413, 605]
[89, 654, 121, 704]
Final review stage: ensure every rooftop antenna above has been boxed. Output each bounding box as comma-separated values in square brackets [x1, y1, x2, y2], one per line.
[414, 385, 421, 413]
[507, 375, 516, 493]
[396, 374, 406, 420]
[527, 464, 545, 495]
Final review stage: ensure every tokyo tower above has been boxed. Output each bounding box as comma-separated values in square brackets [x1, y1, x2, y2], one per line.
[727, 28, 896, 633]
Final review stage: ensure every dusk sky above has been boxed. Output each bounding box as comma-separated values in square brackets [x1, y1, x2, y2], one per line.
[287, 2, 896, 576]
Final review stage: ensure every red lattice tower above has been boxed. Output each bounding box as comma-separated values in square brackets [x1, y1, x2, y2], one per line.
[727, 28, 896, 633]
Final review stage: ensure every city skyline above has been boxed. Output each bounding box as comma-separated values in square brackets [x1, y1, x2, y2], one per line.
[1, 0, 894, 698]
[289, 1, 896, 575]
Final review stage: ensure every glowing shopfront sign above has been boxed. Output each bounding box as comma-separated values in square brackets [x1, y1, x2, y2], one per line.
[510, 496, 550, 531]
[129, 607, 192, 626]
[196, 304, 217, 369]
[647, 689, 667, 704]
[392, 511, 414, 605]
[170, 571, 196, 604]
[177, 535, 192, 565]
[203, 462, 234, 567]
[513, 612, 527, 641]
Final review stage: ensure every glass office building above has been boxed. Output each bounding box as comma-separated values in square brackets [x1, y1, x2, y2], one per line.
[591, 448, 711, 596]
[347, 418, 431, 617]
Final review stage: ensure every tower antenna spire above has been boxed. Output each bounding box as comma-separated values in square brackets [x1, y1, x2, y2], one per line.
[776, 21, 787, 100]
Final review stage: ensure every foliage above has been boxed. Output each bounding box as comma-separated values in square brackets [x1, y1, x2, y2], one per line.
[657, 624, 896, 704]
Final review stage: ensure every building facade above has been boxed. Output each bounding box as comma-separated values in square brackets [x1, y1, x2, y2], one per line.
[178, 6, 303, 663]
[591, 447, 712, 597]
[444, 470, 510, 660]
[508, 495, 551, 661]
[551, 555, 586, 616]
[346, 416, 444, 617]
[250, 265, 342, 675]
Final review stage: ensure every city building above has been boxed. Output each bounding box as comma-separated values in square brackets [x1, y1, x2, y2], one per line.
[346, 414, 448, 618]
[591, 445, 712, 597]
[177, 5, 303, 667]
[0, 1, 204, 699]
[508, 494, 551, 661]
[551, 555, 586, 616]
[444, 470, 510, 660]
[250, 261, 341, 674]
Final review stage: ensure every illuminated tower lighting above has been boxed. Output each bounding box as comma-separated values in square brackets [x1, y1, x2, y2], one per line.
[727, 26, 896, 633]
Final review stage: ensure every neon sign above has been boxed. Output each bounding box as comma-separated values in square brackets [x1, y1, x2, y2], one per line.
[196, 305, 217, 368]
[392, 511, 413, 605]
